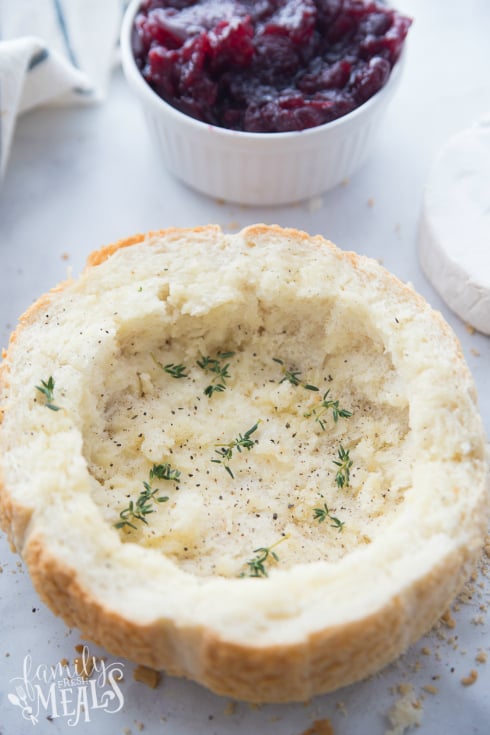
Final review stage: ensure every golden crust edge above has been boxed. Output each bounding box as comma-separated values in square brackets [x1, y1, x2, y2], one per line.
[21, 527, 484, 704]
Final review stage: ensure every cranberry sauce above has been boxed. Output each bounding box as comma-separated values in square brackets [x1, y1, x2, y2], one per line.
[132, 0, 411, 133]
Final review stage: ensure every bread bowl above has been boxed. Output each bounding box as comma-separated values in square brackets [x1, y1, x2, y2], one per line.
[0, 224, 488, 703]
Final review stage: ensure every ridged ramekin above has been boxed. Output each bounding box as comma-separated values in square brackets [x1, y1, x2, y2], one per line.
[121, 0, 405, 206]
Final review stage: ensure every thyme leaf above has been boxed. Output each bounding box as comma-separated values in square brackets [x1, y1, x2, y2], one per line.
[151, 353, 188, 379]
[197, 351, 235, 397]
[115, 462, 179, 530]
[149, 462, 181, 483]
[211, 421, 260, 478]
[35, 376, 60, 411]
[273, 357, 319, 392]
[333, 445, 353, 488]
[304, 389, 352, 430]
[313, 502, 345, 531]
[242, 537, 287, 578]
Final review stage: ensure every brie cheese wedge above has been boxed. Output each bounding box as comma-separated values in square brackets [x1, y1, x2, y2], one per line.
[418, 117, 490, 334]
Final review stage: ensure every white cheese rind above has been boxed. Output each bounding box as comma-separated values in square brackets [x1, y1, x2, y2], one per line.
[419, 117, 490, 334]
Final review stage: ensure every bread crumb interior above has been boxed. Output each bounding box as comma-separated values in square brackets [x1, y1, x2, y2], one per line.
[85, 291, 412, 579]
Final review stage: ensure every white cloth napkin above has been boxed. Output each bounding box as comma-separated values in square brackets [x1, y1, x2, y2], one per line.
[0, 0, 127, 178]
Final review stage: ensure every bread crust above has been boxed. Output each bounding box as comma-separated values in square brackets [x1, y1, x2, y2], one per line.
[0, 225, 488, 703]
[21, 531, 475, 702]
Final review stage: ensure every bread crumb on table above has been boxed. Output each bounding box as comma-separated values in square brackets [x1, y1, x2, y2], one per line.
[299, 718, 334, 735]
[396, 683, 413, 696]
[385, 685, 423, 735]
[335, 700, 347, 716]
[133, 665, 161, 689]
[471, 614, 485, 625]
[475, 650, 488, 664]
[460, 669, 478, 686]
[223, 701, 237, 716]
[440, 610, 456, 629]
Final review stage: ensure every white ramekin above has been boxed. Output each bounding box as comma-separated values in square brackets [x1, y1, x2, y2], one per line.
[121, 0, 405, 206]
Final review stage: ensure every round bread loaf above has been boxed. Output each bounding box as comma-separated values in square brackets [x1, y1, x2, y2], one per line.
[0, 225, 488, 703]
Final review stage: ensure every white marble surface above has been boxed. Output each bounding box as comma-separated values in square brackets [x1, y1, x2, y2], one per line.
[0, 1, 489, 733]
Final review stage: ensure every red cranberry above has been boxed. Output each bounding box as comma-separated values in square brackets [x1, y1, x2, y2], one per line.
[260, 0, 317, 45]
[132, 0, 411, 132]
